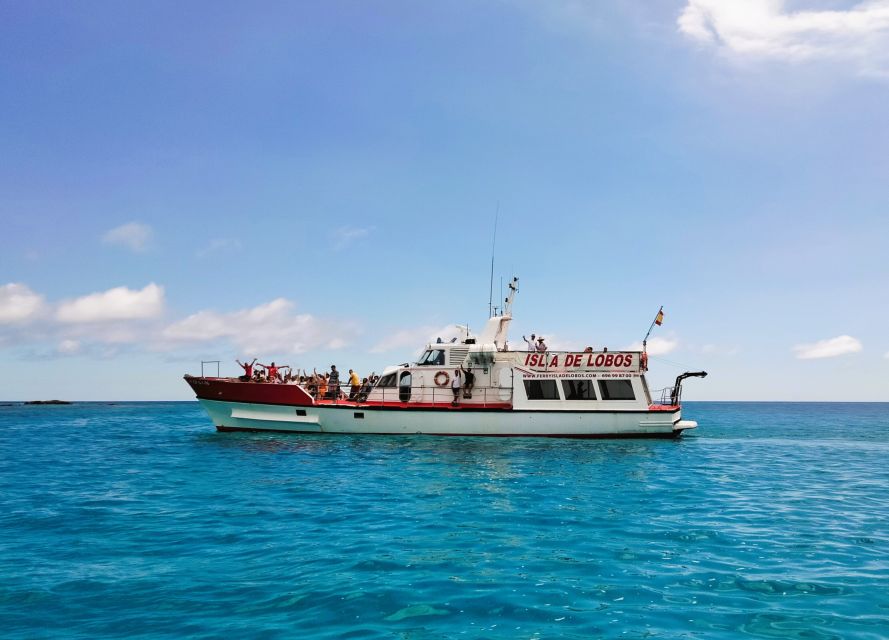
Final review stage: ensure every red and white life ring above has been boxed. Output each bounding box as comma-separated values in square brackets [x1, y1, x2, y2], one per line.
[434, 371, 450, 387]
[640, 352, 649, 371]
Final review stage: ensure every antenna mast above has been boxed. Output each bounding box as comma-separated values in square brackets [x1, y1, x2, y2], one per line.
[488, 203, 499, 318]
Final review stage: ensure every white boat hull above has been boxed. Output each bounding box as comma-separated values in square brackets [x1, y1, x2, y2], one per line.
[199, 399, 696, 438]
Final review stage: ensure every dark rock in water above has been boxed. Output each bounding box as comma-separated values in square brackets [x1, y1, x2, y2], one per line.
[24, 400, 72, 405]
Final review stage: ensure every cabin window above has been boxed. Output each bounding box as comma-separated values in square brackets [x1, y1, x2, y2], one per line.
[418, 349, 445, 366]
[561, 379, 597, 400]
[598, 380, 636, 400]
[377, 373, 397, 388]
[523, 379, 560, 400]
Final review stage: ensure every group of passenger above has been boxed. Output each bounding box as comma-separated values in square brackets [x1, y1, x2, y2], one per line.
[522, 333, 548, 352]
[236, 358, 376, 401]
[304, 366, 379, 402]
[236, 358, 293, 383]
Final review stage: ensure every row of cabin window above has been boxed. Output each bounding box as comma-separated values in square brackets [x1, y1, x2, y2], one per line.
[374, 374, 636, 401]
[524, 379, 636, 401]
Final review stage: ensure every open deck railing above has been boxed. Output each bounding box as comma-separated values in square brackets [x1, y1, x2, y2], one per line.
[314, 385, 512, 407]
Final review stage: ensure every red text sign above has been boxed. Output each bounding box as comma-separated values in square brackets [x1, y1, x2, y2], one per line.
[522, 352, 638, 371]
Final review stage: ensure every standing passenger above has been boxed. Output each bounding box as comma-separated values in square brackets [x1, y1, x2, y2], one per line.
[318, 374, 328, 400]
[451, 369, 462, 406]
[329, 365, 340, 399]
[348, 369, 360, 400]
[523, 334, 537, 351]
[460, 365, 475, 399]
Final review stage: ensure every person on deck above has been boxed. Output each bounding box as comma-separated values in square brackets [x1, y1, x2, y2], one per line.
[536, 337, 547, 352]
[460, 365, 475, 399]
[329, 365, 341, 399]
[236, 358, 257, 382]
[523, 334, 537, 351]
[307, 369, 320, 397]
[451, 369, 462, 406]
[318, 373, 328, 399]
[357, 377, 371, 402]
[258, 361, 284, 382]
[348, 369, 360, 400]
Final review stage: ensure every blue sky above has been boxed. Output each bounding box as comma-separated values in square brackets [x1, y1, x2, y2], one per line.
[1, 1, 887, 401]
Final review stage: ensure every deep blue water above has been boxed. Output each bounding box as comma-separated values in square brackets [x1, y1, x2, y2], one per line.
[1, 402, 888, 639]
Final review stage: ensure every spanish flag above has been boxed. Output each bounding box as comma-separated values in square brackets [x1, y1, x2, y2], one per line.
[655, 308, 664, 326]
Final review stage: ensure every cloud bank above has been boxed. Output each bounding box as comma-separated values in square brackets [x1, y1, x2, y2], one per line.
[678, 0, 889, 76]
[161, 298, 354, 355]
[793, 334, 862, 359]
[56, 284, 165, 323]
[0, 283, 46, 324]
[0, 282, 356, 359]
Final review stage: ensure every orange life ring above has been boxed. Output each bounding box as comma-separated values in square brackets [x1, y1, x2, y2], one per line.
[434, 371, 450, 387]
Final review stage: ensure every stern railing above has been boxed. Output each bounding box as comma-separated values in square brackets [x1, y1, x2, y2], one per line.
[200, 360, 221, 377]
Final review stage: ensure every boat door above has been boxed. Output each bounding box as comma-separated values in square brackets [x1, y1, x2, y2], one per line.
[398, 370, 412, 403]
[497, 366, 513, 402]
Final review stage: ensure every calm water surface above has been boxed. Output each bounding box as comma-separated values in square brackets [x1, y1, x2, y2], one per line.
[1, 402, 887, 639]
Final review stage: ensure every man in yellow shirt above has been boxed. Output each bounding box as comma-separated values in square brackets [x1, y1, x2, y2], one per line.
[348, 369, 361, 400]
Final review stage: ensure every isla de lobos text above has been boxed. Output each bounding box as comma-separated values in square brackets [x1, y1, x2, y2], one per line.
[522, 352, 637, 370]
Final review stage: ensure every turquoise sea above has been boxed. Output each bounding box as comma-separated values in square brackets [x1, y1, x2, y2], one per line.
[1, 402, 887, 639]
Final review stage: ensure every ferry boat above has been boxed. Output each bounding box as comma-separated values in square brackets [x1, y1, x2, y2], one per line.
[185, 279, 706, 438]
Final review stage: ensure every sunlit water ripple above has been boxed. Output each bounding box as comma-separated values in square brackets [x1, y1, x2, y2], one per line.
[1, 401, 887, 639]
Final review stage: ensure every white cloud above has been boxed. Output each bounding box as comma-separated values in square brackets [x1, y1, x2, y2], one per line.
[57, 339, 81, 355]
[884, 350, 889, 359]
[678, 0, 889, 76]
[161, 298, 355, 356]
[102, 222, 154, 252]
[701, 343, 740, 356]
[0, 283, 45, 324]
[627, 336, 679, 356]
[196, 238, 242, 259]
[370, 324, 463, 354]
[793, 334, 862, 359]
[332, 226, 371, 251]
[56, 283, 165, 323]
[1, 283, 360, 360]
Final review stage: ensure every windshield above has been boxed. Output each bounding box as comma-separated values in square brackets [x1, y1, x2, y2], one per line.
[417, 349, 445, 365]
